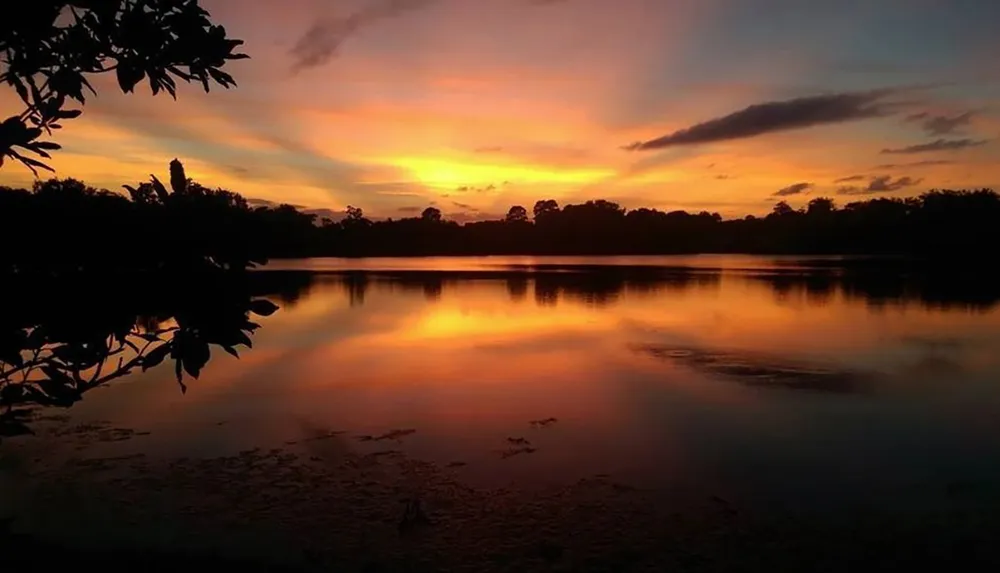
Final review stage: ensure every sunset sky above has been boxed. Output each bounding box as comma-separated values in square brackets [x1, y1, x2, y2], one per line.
[2, 0, 998, 220]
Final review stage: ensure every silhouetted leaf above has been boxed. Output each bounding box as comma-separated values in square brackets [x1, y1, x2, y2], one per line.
[116, 64, 145, 93]
[32, 141, 61, 150]
[141, 343, 171, 371]
[182, 340, 210, 379]
[221, 345, 239, 358]
[150, 175, 169, 201]
[0, 384, 25, 404]
[249, 299, 278, 317]
[40, 365, 73, 384]
[0, 329, 28, 366]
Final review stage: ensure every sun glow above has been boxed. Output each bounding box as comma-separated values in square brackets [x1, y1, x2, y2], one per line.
[390, 156, 615, 190]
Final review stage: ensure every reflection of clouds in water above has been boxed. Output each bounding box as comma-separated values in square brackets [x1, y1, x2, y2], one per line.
[635, 344, 873, 394]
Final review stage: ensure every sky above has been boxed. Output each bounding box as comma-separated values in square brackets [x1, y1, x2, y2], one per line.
[2, 0, 999, 220]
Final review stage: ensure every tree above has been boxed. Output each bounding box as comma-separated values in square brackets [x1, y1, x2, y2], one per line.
[533, 199, 559, 221]
[346, 205, 365, 221]
[421, 206, 442, 223]
[770, 201, 796, 218]
[505, 205, 528, 223]
[807, 197, 836, 216]
[1, 0, 248, 174]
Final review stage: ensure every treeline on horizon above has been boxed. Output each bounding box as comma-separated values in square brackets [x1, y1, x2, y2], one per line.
[2, 161, 999, 273]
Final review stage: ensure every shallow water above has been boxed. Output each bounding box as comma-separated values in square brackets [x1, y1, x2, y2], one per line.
[4, 256, 1000, 567]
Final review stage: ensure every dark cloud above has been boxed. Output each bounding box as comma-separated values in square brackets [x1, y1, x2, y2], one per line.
[874, 159, 955, 169]
[905, 111, 974, 135]
[223, 164, 250, 176]
[291, 0, 562, 71]
[838, 175, 922, 195]
[247, 197, 289, 209]
[773, 182, 813, 197]
[451, 201, 479, 211]
[625, 91, 894, 151]
[715, 174, 733, 180]
[834, 175, 866, 183]
[456, 183, 499, 194]
[473, 146, 504, 154]
[246, 198, 345, 222]
[397, 206, 422, 213]
[291, 0, 437, 71]
[448, 211, 504, 224]
[881, 138, 989, 154]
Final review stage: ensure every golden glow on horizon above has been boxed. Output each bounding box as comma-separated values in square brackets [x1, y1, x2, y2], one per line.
[391, 156, 616, 190]
[0, 0, 997, 218]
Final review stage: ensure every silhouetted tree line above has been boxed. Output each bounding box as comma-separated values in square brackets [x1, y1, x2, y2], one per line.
[324, 261, 1000, 312]
[325, 194, 1000, 257]
[2, 166, 999, 263]
[0, 159, 322, 276]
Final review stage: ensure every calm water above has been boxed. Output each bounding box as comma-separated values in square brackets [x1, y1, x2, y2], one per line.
[5, 256, 1000, 522]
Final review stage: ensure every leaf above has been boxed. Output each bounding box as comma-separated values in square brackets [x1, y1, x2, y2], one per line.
[181, 341, 210, 379]
[116, 64, 145, 93]
[221, 346, 239, 358]
[39, 366, 74, 384]
[0, 384, 25, 404]
[150, 175, 169, 201]
[249, 299, 279, 317]
[141, 343, 171, 371]
[11, 76, 29, 103]
[57, 109, 82, 120]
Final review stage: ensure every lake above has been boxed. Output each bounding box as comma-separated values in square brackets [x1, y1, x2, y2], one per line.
[4, 255, 1000, 570]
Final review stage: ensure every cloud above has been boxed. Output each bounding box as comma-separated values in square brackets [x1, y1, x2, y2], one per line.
[714, 174, 734, 180]
[448, 211, 503, 224]
[625, 91, 894, 151]
[456, 183, 500, 194]
[773, 182, 813, 197]
[474, 146, 504, 154]
[905, 111, 974, 135]
[247, 198, 346, 221]
[834, 175, 866, 183]
[451, 201, 479, 211]
[881, 138, 989, 154]
[874, 160, 955, 169]
[290, 0, 561, 70]
[397, 206, 422, 213]
[290, 0, 437, 71]
[838, 175, 923, 195]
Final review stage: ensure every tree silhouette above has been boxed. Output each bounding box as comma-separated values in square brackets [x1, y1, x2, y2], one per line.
[0, 0, 247, 174]
[505, 205, 528, 223]
[421, 206, 442, 222]
[533, 199, 559, 221]
[0, 272, 284, 439]
[2, 167, 998, 260]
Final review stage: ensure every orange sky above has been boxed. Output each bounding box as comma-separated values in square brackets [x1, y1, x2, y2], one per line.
[1, 0, 998, 220]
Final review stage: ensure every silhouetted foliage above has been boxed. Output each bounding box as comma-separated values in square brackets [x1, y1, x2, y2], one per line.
[2, 165, 999, 261]
[0, 270, 311, 439]
[314, 191, 1000, 257]
[505, 205, 528, 223]
[0, 0, 247, 173]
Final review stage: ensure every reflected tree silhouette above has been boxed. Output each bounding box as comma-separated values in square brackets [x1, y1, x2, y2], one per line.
[0, 272, 291, 439]
[319, 264, 1000, 312]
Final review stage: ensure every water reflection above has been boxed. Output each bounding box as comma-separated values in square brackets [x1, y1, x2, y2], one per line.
[0, 272, 312, 438]
[6, 259, 1000, 514]
[293, 263, 1000, 312]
